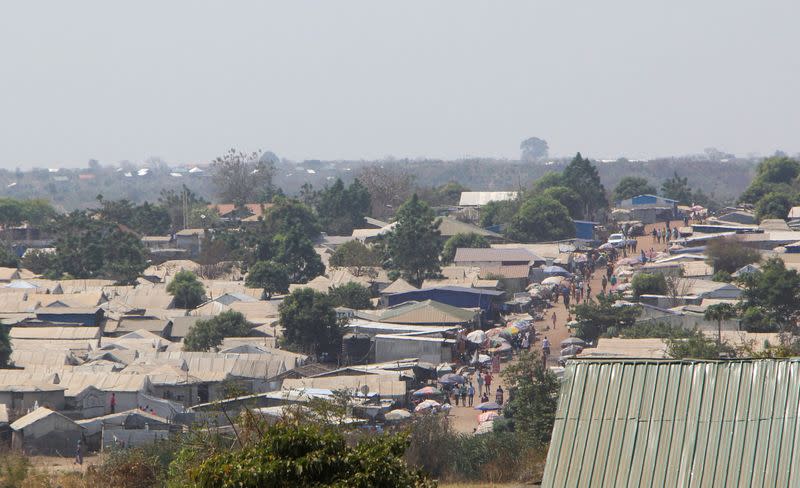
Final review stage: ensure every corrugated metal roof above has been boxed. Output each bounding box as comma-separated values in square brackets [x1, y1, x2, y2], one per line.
[377, 300, 477, 325]
[9, 326, 100, 340]
[543, 359, 800, 487]
[453, 247, 542, 264]
[10, 407, 83, 431]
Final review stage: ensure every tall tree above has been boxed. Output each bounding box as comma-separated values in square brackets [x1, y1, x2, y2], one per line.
[506, 196, 573, 243]
[245, 261, 290, 298]
[357, 165, 414, 219]
[386, 194, 442, 286]
[661, 172, 693, 204]
[211, 148, 276, 206]
[441, 233, 490, 264]
[738, 257, 800, 330]
[541, 186, 583, 219]
[562, 153, 607, 219]
[183, 310, 253, 352]
[279, 288, 341, 356]
[166, 270, 206, 309]
[613, 176, 657, 202]
[500, 351, 560, 444]
[263, 197, 320, 240]
[755, 192, 794, 221]
[271, 229, 325, 284]
[316, 178, 371, 235]
[705, 238, 761, 274]
[520, 137, 549, 161]
[329, 240, 381, 276]
[328, 282, 373, 309]
[704, 303, 737, 347]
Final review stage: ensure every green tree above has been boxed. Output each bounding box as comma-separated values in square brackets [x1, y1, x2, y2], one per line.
[755, 192, 794, 221]
[660, 172, 693, 204]
[386, 194, 442, 286]
[263, 197, 320, 240]
[159, 185, 209, 231]
[441, 232, 490, 264]
[666, 330, 733, 359]
[541, 186, 584, 219]
[271, 229, 325, 284]
[189, 422, 434, 488]
[316, 178, 372, 235]
[245, 261, 290, 299]
[631, 272, 668, 299]
[19, 199, 57, 227]
[704, 302, 737, 347]
[613, 176, 657, 202]
[572, 293, 641, 343]
[0, 243, 19, 268]
[48, 212, 148, 283]
[755, 155, 800, 184]
[738, 257, 800, 330]
[211, 149, 276, 206]
[500, 350, 559, 445]
[20, 249, 55, 274]
[279, 288, 341, 356]
[328, 282, 373, 309]
[562, 153, 607, 219]
[329, 240, 381, 276]
[166, 270, 206, 309]
[506, 196, 573, 243]
[0, 323, 10, 367]
[705, 238, 760, 274]
[0, 199, 23, 228]
[531, 172, 565, 192]
[183, 310, 252, 352]
[520, 136, 549, 161]
[479, 199, 520, 228]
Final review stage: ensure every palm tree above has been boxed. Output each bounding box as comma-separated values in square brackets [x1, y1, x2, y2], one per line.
[704, 303, 737, 348]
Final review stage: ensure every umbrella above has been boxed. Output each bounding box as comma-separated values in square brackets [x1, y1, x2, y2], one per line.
[573, 254, 588, 263]
[489, 342, 512, 353]
[541, 276, 564, 286]
[598, 242, 615, 250]
[505, 325, 520, 335]
[561, 337, 587, 348]
[385, 409, 412, 421]
[478, 411, 500, 423]
[691, 205, 704, 212]
[414, 399, 440, 412]
[617, 257, 642, 266]
[485, 327, 505, 338]
[412, 386, 442, 397]
[489, 337, 508, 347]
[474, 401, 502, 411]
[542, 265, 571, 276]
[475, 420, 495, 434]
[466, 330, 486, 344]
[476, 354, 491, 364]
[561, 345, 583, 356]
[436, 363, 453, 375]
[439, 373, 466, 385]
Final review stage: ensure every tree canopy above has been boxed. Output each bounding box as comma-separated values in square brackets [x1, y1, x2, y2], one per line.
[612, 176, 657, 202]
[329, 240, 381, 275]
[660, 172, 693, 204]
[561, 153, 607, 219]
[166, 270, 206, 309]
[328, 282, 373, 310]
[755, 191, 794, 221]
[279, 288, 341, 356]
[500, 351, 560, 445]
[315, 178, 372, 235]
[631, 272, 668, 299]
[520, 137, 549, 161]
[386, 194, 442, 286]
[705, 238, 760, 274]
[211, 149, 276, 206]
[738, 257, 800, 330]
[183, 311, 253, 352]
[572, 293, 641, 342]
[506, 196, 573, 243]
[245, 261, 290, 299]
[262, 197, 320, 241]
[441, 232, 490, 264]
[541, 186, 584, 219]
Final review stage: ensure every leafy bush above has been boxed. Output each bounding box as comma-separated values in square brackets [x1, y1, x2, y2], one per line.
[740, 306, 777, 333]
[711, 270, 732, 282]
[631, 272, 667, 298]
[618, 322, 693, 339]
[666, 330, 734, 359]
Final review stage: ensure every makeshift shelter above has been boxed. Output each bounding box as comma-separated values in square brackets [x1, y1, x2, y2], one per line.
[10, 407, 85, 455]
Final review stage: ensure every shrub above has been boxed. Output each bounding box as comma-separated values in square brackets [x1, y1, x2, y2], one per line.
[631, 272, 667, 298]
[741, 306, 777, 333]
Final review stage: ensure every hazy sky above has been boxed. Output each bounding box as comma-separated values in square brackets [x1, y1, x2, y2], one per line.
[1, 1, 798, 167]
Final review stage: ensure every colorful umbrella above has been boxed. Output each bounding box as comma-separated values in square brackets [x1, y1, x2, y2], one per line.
[412, 386, 442, 397]
[414, 399, 440, 412]
[439, 374, 466, 385]
[474, 401, 502, 411]
[466, 330, 487, 344]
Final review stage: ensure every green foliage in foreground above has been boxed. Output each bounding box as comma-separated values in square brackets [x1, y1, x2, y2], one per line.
[189, 423, 434, 488]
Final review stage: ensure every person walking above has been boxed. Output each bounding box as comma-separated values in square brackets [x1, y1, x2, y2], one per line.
[551, 311, 557, 329]
[459, 384, 467, 406]
[601, 275, 608, 294]
[484, 372, 492, 395]
[453, 386, 460, 406]
[467, 383, 475, 406]
[542, 337, 551, 358]
[74, 439, 83, 466]
[476, 372, 484, 395]
[495, 386, 504, 406]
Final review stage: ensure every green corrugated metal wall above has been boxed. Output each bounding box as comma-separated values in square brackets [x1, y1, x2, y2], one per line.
[542, 359, 800, 487]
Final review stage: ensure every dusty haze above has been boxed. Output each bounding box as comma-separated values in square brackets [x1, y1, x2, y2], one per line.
[0, 0, 798, 167]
